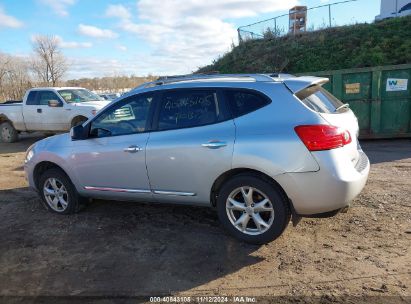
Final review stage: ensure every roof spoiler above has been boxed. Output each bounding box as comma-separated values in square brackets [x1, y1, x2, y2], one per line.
[283, 76, 329, 94]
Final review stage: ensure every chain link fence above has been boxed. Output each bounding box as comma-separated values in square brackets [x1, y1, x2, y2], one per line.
[238, 0, 368, 42]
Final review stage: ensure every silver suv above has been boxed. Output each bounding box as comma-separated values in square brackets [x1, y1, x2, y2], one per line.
[24, 74, 370, 244]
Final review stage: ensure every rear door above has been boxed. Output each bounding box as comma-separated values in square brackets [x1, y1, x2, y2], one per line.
[146, 88, 235, 205]
[22, 91, 42, 130]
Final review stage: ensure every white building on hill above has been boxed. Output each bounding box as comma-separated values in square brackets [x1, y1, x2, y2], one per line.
[375, 0, 411, 20]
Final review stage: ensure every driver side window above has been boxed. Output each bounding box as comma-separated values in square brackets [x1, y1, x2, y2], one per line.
[90, 93, 153, 137]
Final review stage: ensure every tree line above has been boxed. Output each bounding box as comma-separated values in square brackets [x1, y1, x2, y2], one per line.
[0, 35, 156, 102]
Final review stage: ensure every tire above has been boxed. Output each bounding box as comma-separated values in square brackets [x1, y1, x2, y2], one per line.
[71, 117, 87, 128]
[217, 175, 291, 244]
[0, 121, 19, 143]
[38, 168, 84, 214]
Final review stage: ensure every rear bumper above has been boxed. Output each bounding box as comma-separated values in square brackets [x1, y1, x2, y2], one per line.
[276, 149, 370, 215]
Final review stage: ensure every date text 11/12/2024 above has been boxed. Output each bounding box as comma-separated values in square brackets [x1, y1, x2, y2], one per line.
[149, 296, 257, 302]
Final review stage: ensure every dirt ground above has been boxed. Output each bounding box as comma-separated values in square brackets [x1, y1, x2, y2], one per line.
[0, 134, 410, 303]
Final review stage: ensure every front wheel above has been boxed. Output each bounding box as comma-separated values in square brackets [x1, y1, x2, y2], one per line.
[38, 168, 83, 214]
[71, 117, 88, 128]
[0, 121, 19, 143]
[217, 175, 291, 244]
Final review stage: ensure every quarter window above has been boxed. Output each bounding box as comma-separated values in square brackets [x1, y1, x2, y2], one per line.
[225, 90, 271, 118]
[296, 85, 345, 114]
[158, 90, 223, 131]
[90, 94, 153, 137]
[26, 91, 38, 105]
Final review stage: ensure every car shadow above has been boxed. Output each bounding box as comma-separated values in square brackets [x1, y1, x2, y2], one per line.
[360, 139, 411, 164]
[0, 187, 264, 297]
[0, 133, 47, 154]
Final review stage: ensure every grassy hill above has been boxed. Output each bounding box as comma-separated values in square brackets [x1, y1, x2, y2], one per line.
[198, 16, 411, 74]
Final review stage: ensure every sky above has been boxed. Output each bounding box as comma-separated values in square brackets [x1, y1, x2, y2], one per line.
[0, 0, 380, 79]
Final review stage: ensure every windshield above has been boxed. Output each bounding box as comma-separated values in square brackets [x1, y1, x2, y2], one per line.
[58, 89, 104, 103]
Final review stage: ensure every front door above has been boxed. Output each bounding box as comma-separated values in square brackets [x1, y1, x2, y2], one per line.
[70, 92, 155, 201]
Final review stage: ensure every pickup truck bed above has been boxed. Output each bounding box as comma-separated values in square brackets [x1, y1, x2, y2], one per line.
[2, 100, 22, 104]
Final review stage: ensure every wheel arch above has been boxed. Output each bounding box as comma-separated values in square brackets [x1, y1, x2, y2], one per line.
[70, 115, 88, 127]
[33, 161, 71, 191]
[210, 167, 290, 208]
[0, 114, 13, 126]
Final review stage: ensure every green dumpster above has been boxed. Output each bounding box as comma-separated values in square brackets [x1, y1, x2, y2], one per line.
[300, 63, 411, 139]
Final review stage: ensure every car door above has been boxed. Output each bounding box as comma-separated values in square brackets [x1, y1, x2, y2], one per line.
[70, 92, 156, 201]
[36, 90, 67, 131]
[146, 88, 235, 205]
[22, 90, 43, 130]
[23, 90, 66, 131]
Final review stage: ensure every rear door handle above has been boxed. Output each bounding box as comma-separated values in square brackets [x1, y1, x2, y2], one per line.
[37, 108, 42, 113]
[201, 141, 227, 149]
[123, 145, 142, 153]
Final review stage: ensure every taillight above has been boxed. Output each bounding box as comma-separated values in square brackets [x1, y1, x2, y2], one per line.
[294, 125, 352, 151]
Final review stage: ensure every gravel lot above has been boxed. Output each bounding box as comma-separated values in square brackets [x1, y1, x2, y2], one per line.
[0, 134, 410, 303]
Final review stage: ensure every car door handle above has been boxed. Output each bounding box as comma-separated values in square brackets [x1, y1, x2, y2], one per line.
[123, 145, 142, 153]
[201, 141, 227, 149]
[37, 108, 42, 113]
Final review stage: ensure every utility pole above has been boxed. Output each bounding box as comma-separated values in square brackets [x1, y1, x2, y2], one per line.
[395, 0, 398, 17]
[328, 4, 332, 27]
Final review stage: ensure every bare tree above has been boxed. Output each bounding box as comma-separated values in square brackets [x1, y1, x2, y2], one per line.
[31, 35, 67, 86]
[0, 52, 11, 88]
[0, 53, 32, 101]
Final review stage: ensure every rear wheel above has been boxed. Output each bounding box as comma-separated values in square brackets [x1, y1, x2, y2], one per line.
[217, 175, 290, 244]
[0, 121, 19, 143]
[38, 168, 84, 214]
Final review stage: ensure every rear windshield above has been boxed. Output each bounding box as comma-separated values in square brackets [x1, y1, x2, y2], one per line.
[296, 85, 347, 114]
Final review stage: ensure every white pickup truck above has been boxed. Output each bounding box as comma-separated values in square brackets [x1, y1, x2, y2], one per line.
[0, 87, 110, 142]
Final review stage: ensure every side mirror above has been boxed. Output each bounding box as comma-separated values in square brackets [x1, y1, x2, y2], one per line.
[48, 99, 62, 107]
[70, 124, 87, 140]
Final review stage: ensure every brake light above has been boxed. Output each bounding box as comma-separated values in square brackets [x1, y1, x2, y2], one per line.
[294, 125, 352, 151]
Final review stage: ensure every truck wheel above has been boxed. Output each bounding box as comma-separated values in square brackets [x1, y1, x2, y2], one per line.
[0, 121, 19, 143]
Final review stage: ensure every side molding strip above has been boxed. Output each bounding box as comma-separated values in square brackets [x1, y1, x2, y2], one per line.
[84, 187, 196, 196]
[153, 190, 196, 196]
[84, 186, 151, 194]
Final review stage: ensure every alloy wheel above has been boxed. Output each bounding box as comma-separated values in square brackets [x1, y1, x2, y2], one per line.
[226, 186, 275, 235]
[43, 178, 69, 212]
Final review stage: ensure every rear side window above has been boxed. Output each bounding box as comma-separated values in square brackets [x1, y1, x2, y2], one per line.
[158, 90, 224, 131]
[296, 85, 346, 114]
[225, 90, 271, 118]
[26, 91, 38, 105]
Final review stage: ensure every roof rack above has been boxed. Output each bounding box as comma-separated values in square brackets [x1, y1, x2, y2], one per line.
[133, 73, 284, 91]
